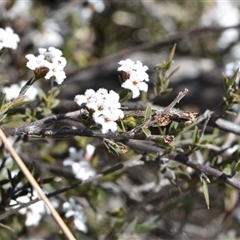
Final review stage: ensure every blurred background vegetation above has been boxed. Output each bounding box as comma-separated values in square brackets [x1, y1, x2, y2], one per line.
[1, 0, 240, 239]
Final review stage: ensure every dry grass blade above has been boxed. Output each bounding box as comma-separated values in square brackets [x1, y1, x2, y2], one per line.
[0, 128, 76, 240]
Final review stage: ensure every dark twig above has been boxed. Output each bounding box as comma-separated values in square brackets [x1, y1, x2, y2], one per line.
[3, 109, 88, 136]
[132, 89, 195, 132]
[2, 136, 240, 221]
[3, 109, 240, 138]
[0, 155, 143, 221]
[126, 140, 240, 190]
[67, 24, 240, 82]
[163, 88, 189, 112]
[211, 118, 240, 135]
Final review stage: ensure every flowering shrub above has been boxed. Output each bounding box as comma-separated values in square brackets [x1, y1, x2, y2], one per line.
[1, 2, 240, 240]
[0, 27, 19, 50]
[26, 47, 67, 84]
[118, 59, 149, 98]
[74, 89, 124, 133]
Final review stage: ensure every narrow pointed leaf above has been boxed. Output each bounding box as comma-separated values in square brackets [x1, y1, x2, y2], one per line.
[18, 77, 36, 96]
[168, 44, 177, 63]
[227, 68, 239, 88]
[144, 104, 152, 121]
[167, 66, 180, 80]
[125, 217, 138, 234]
[200, 174, 210, 209]
[0, 94, 6, 109]
[142, 128, 151, 137]
[0, 114, 7, 122]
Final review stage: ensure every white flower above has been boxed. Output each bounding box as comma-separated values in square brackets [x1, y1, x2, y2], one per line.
[5, 0, 32, 20]
[63, 146, 95, 180]
[0, 27, 20, 50]
[121, 71, 148, 98]
[118, 59, 149, 98]
[118, 59, 136, 72]
[63, 198, 88, 233]
[95, 115, 118, 133]
[74, 88, 124, 133]
[10, 191, 46, 227]
[25, 47, 67, 84]
[2, 81, 38, 101]
[79, 0, 105, 24]
[29, 19, 64, 48]
[10, 191, 59, 227]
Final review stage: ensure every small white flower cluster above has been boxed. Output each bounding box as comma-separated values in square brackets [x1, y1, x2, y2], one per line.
[10, 191, 59, 227]
[63, 197, 88, 233]
[63, 146, 96, 180]
[0, 27, 20, 50]
[2, 80, 38, 101]
[74, 88, 124, 133]
[25, 47, 67, 84]
[118, 59, 149, 98]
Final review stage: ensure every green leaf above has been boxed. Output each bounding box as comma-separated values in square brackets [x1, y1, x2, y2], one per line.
[222, 96, 229, 106]
[135, 224, 156, 234]
[175, 170, 192, 180]
[0, 187, 6, 204]
[192, 126, 200, 144]
[167, 66, 180, 80]
[104, 140, 128, 155]
[142, 128, 151, 137]
[161, 88, 173, 96]
[38, 88, 47, 100]
[157, 72, 163, 86]
[0, 101, 13, 115]
[0, 114, 7, 122]
[49, 87, 60, 98]
[123, 116, 142, 128]
[227, 68, 239, 89]
[144, 104, 152, 121]
[119, 119, 127, 132]
[6, 169, 13, 185]
[17, 170, 24, 182]
[125, 217, 138, 234]
[41, 107, 52, 115]
[10, 98, 35, 109]
[18, 77, 36, 96]
[48, 99, 60, 109]
[225, 110, 237, 116]
[116, 142, 128, 154]
[200, 134, 217, 142]
[194, 143, 209, 149]
[168, 44, 177, 64]
[103, 140, 119, 156]
[154, 61, 167, 71]
[222, 72, 228, 90]
[222, 164, 232, 175]
[154, 136, 174, 147]
[119, 89, 132, 102]
[42, 177, 55, 184]
[235, 161, 240, 172]
[200, 174, 210, 209]
[162, 167, 176, 180]
[0, 94, 6, 109]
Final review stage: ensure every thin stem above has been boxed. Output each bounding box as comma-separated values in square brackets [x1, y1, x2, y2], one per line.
[163, 88, 189, 113]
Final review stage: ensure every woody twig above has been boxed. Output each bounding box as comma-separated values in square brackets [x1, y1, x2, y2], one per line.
[132, 88, 197, 133]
